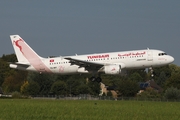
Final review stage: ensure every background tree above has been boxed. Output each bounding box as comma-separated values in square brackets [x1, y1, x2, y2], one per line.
[2, 71, 27, 93]
[27, 72, 57, 95]
[21, 80, 40, 96]
[129, 72, 143, 82]
[164, 64, 180, 89]
[164, 87, 180, 100]
[169, 64, 180, 76]
[77, 84, 90, 94]
[165, 73, 180, 89]
[101, 75, 121, 87]
[127, 69, 147, 80]
[21, 81, 29, 96]
[153, 65, 172, 81]
[137, 87, 161, 99]
[116, 79, 140, 97]
[87, 80, 100, 96]
[50, 81, 67, 95]
[0, 54, 18, 86]
[66, 77, 82, 95]
[156, 71, 167, 87]
[0, 72, 4, 87]
[1, 54, 17, 62]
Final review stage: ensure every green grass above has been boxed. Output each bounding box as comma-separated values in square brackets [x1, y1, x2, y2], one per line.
[0, 99, 179, 120]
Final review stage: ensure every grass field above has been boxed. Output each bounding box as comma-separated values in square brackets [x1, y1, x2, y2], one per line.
[0, 99, 179, 120]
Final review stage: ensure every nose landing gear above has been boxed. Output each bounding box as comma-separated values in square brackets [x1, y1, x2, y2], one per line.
[149, 67, 154, 80]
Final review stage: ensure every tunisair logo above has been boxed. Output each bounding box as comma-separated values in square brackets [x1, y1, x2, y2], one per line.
[87, 54, 109, 59]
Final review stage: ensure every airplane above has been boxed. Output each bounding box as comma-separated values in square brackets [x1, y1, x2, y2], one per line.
[9, 35, 174, 82]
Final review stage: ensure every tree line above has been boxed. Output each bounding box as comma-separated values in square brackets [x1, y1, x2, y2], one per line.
[0, 54, 180, 100]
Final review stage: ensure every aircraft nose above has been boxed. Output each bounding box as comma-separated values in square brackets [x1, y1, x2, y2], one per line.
[169, 56, 174, 63]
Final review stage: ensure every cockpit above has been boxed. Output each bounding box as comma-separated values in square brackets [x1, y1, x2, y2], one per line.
[158, 53, 167, 56]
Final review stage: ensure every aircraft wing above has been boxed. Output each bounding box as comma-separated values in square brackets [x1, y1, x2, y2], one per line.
[65, 57, 104, 71]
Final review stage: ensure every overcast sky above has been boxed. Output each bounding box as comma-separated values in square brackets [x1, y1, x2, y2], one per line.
[0, 1, 180, 65]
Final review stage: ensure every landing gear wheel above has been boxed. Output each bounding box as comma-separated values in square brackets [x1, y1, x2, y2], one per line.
[96, 77, 102, 83]
[89, 76, 102, 82]
[90, 76, 96, 82]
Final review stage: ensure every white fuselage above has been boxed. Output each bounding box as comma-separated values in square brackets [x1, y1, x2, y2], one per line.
[13, 49, 173, 74]
[9, 35, 174, 75]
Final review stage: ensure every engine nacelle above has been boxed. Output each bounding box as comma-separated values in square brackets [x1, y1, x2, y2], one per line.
[104, 64, 121, 75]
[104, 63, 126, 75]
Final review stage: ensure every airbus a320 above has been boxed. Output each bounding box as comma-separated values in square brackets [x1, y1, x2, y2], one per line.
[9, 35, 174, 82]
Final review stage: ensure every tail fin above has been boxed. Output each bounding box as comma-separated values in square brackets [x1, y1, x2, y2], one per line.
[10, 35, 43, 63]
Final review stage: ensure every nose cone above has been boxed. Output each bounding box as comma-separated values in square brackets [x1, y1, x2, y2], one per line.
[168, 56, 174, 63]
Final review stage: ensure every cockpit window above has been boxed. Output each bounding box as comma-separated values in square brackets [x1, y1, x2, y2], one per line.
[158, 53, 167, 56]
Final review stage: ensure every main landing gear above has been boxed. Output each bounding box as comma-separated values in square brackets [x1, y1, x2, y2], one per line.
[89, 76, 102, 83]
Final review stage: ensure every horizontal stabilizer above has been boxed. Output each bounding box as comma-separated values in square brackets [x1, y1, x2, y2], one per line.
[9, 62, 30, 67]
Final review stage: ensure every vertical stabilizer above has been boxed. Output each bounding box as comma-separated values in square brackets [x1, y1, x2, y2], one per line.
[10, 35, 52, 73]
[10, 35, 42, 63]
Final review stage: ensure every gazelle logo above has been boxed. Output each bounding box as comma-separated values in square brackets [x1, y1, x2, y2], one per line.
[59, 66, 64, 72]
[111, 68, 116, 71]
[13, 39, 24, 54]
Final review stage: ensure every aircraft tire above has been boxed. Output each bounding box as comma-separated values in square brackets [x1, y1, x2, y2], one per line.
[96, 77, 102, 83]
[90, 76, 96, 82]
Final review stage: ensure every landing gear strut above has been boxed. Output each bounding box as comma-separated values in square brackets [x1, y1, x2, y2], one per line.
[149, 67, 154, 80]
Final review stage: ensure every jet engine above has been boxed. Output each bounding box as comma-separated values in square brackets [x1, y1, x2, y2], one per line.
[104, 63, 125, 75]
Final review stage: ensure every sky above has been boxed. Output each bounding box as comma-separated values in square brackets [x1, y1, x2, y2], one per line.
[0, 1, 180, 65]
